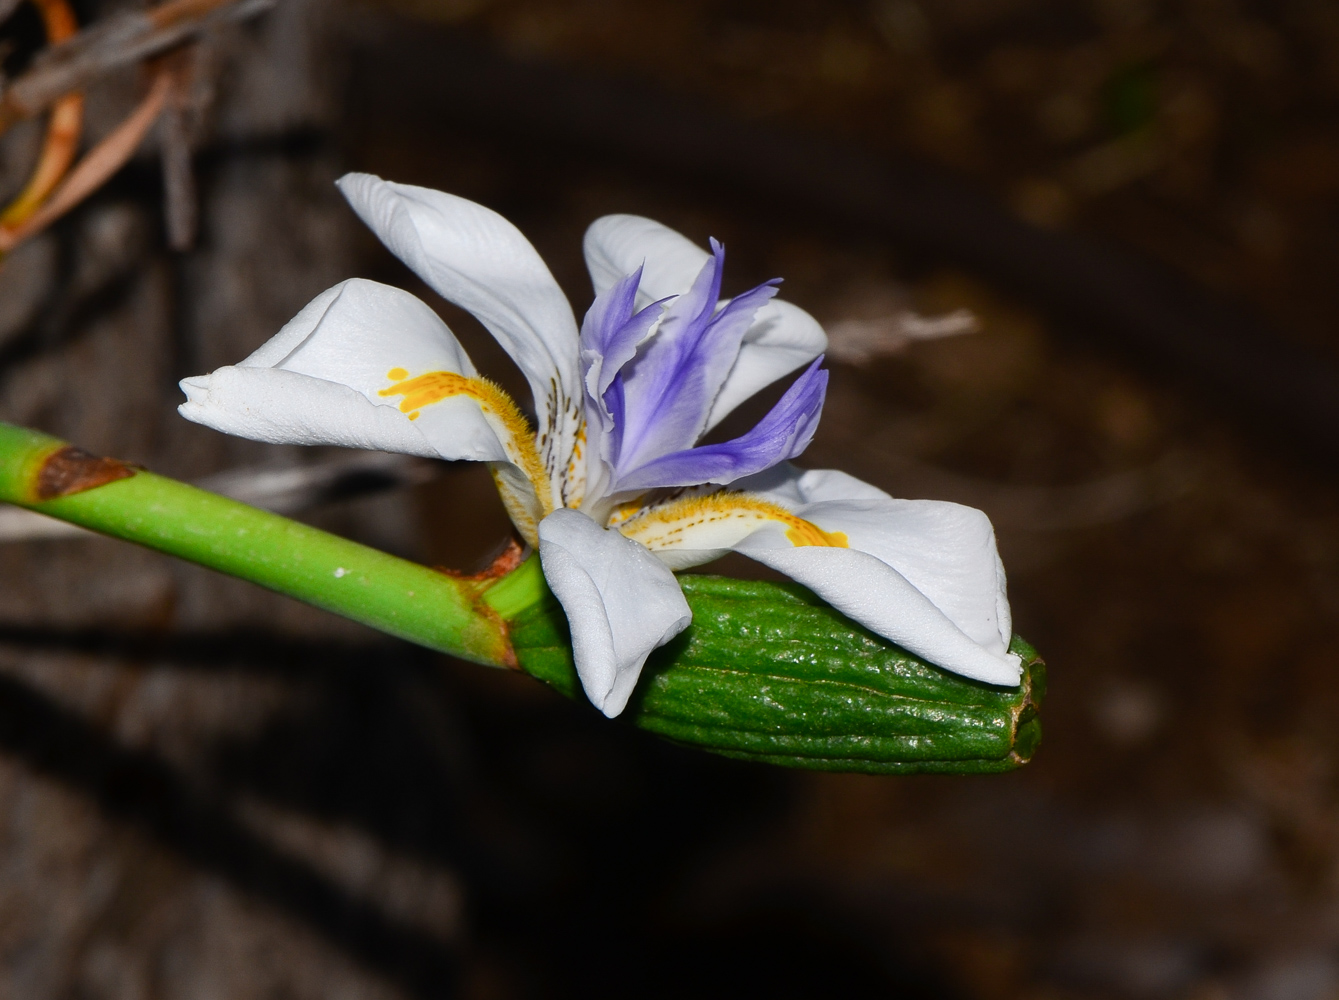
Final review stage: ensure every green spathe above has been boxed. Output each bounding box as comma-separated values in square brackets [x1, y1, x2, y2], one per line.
[511, 574, 1044, 775]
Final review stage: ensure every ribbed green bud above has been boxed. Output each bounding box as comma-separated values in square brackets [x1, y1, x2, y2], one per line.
[509, 574, 1044, 775]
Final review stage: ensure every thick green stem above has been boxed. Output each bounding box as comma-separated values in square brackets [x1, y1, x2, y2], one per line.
[0, 423, 517, 667]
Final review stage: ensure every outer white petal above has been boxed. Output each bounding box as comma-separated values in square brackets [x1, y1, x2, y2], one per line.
[338, 173, 582, 494]
[733, 462, 893, 504]
[790, 498, 1013, 654]
[625, 464, 1019, 686]
[538, 509, 692, 718]
[583, 215, 827, 432]
[748, 464, 1013, 658]
[584, 214, 709, 302]
[180, 367, 447, 456]
[736, 539, 1021, 686]
[743, 463, 1015, 653]
[703, 302, 828, 432]
[179, 278, 510, 464]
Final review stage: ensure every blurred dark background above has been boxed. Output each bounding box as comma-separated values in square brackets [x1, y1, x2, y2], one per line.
[2, 0, 1339, 996]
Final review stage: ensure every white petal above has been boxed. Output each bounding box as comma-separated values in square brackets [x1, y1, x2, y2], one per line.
[621, 469, 1020, 686]
[180, 278, 510, 464]
[338, 174, 582, 492]
[734, 462, 893, 504]
[538, 509, 692, 718]
[735, 540, 1021, 686]
[257, 277, 479, 382]
[703, 301, 828, 432]
[749, 465, 1015, 654]
[583, 214, 827, 432]
[583, 214, 710, 302]
[791, 498, 1013, 654]
[180, 366, 447, 456]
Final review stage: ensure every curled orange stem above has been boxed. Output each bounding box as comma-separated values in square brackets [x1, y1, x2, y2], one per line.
[0, 0, 84, 232]
[0, 67, 171, 253]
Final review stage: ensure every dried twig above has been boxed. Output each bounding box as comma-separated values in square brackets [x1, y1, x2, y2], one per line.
[0, 66, 171, 252]
[0, 0, 273, 134]
[159, 48, 199, 250]
[0, 0, 83, 230]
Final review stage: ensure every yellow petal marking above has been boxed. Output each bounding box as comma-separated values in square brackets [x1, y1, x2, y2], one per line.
[616, 492, 848, 551]
[378, 369, 553, 515]
[563, 419, 587, 508]
[605, 497, 648, 528]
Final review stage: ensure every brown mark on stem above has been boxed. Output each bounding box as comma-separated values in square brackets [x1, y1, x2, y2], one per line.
[437, 538, 525, 582]
[437, 538, 525, 669]
[35, 446, 136, 500]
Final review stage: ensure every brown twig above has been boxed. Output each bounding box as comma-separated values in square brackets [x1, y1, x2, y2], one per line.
[0, 0, 83, 230]
[0, 66, 171, 253]
[0, 0, 272, 135]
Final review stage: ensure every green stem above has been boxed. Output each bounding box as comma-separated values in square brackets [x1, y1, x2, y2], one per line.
[0, 422, 519, 667]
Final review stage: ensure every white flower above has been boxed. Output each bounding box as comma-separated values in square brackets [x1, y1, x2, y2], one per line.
[179, 174, 1021, 717]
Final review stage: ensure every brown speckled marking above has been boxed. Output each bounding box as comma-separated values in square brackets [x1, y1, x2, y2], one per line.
[35, 446, 135, 501]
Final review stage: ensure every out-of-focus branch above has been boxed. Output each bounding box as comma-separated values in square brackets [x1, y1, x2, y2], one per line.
[0, 65, 171, 252]
[0, 0, 273, 134]
[159, 47, 199, 250]
[0, 0, 23, 25]
[0, 0, 83, 230]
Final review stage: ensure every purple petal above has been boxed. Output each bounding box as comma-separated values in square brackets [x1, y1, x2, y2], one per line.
[615, 241, 781, 473]
[580, 266, 667, 400]
[613, 358, 828, 492]
[580, 266, 640, 361]
[579, 268, 668, 483]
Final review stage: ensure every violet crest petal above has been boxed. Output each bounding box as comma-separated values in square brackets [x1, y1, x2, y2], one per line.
[584, 215, 827, 434]
[703, 299, 828, 432]
[580, 267, 641, 367]
[614, 269, 782, 471]
[613, 358, 827, 492]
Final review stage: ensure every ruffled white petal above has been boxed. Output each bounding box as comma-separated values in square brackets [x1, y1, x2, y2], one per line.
[584, 214, 710, 304]
[179, 278, 511, 464]
[583, 214, 827, 432]
[538, 508, 692, 718]
[247, 277, 479, 380]
[338, 174, 583, 495]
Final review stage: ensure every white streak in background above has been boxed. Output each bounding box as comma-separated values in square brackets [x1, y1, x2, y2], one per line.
[0, 452, 438, 542]
[824, 308, 979, 365]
